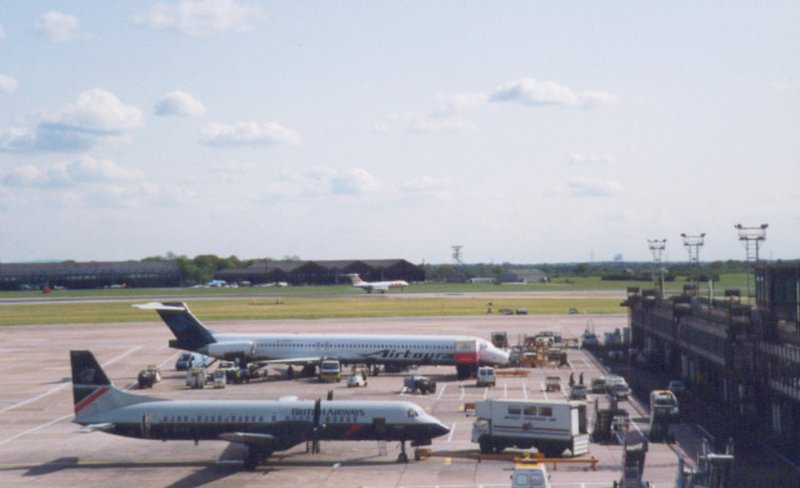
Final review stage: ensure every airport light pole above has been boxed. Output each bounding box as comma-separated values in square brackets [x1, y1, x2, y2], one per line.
[648, 238, 667, 298]
[681, 233, 706, 285]
[734, 223, 768, 300]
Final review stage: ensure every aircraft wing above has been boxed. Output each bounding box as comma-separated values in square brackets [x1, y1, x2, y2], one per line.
[79, 422, 115, 433]
[219, 432, 279, 448]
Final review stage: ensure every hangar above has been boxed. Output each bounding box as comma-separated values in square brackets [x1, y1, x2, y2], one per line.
[0, 260, 181, 291]
[215, 259, 424, 286]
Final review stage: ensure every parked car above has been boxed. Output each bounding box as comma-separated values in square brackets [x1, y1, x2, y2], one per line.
[591, 377, 607, 394]
[511, 462, 551, 488]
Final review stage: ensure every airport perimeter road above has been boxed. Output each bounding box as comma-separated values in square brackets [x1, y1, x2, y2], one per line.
[1, 314, 693, 487]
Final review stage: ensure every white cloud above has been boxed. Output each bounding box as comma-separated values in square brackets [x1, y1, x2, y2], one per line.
[490, 79, 617, 109]
[567, 177, 623, 197]
[0, 74, 18, 94]
[384, 93, 487, 134]
[154, 90, 206, 117]
[568, 153, 617, 165]
[201, 121, 300, 146]
[0, 89, 143, 152]
[399, 175, 452, 201]
[134, 0, 264, 36]
[263, 167, 380, 200]
[35, 11, 91, 43]
[1, 156, 142, 188]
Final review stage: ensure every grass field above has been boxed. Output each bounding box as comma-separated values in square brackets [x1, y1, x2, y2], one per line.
[0, 273, 749, 300]
[0, 296, 626, 326]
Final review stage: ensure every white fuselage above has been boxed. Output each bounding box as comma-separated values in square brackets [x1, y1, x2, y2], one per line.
[201, 333, 510, 366]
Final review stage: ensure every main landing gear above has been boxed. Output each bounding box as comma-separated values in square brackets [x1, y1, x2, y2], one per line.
[243, 446, 272, 470]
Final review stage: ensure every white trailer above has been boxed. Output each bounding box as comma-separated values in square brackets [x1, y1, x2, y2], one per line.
[471, 399, 589, 457]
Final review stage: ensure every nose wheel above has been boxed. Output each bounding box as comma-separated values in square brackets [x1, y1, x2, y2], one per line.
[397, 440, 408, 463]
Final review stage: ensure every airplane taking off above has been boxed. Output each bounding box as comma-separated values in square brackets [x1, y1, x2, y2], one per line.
[70, 350, 449, 469]
[135, 302, 509, 379]
[349, 273, 409, 293]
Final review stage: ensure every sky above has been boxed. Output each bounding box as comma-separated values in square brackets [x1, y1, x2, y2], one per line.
[0, 1, 798, 264]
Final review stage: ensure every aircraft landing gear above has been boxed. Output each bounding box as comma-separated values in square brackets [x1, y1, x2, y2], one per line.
[243, 446, 271, 470]
[397, 440, 408, 463]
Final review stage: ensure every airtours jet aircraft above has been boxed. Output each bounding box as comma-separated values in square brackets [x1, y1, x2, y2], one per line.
[71, 350, 449, 469]
[135, 302, 509, 379]
[349, 273, 409, 293]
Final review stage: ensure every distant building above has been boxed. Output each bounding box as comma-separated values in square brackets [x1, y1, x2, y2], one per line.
[215, 259, 424, 286]
[0, 260, 181, 290]
[497, 268, 548, 284]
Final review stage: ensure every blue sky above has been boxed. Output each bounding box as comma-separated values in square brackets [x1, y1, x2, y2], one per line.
[0, 1, 798, 263]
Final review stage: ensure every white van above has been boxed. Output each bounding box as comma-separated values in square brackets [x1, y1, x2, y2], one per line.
[476, 366, 496, 387]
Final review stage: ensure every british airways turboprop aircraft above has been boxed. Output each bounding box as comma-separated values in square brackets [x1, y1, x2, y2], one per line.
[71, 350, 449, 468]
[134, 302, 509, 379]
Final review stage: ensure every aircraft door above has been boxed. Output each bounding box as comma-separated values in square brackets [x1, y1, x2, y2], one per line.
[372, 417, 386, 438]
[141, 414, 151, 438]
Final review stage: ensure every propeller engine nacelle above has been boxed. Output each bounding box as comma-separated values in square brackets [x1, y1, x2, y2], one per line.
[202, 341, 256, 359]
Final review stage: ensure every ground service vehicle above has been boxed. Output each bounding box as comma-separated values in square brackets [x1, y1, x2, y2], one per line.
[347, 371, 367, 387]
[511, 462, 551, 488]
[212, 370, 227, 388]
[186, 367, 206, 389]
[137, 365, 161, 389]
[319, 360, 342, 382]
[477, 366, 496, 387]
[404, 375, 436, 394]
[569, 384, 588, 401]
[545, 376, 561, 392]
[471, 399, 589, 457]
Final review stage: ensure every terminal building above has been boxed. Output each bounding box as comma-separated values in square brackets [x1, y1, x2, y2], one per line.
[625, 261, 800, 446]
[215, 259, 424, 286]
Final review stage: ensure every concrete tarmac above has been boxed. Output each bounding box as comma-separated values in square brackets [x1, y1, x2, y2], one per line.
[0, 314, 698, 487]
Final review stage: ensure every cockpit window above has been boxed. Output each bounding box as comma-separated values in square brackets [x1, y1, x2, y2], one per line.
[407, 408, 419, 418]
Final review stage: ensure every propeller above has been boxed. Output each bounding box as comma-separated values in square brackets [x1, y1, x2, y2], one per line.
[311, 398, 322, 454]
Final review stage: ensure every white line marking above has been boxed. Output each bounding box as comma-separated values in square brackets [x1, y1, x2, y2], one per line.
[482, 387, 488, 400]
[156, 351, 180, 370]
[447, 422, 456, 442]
[436, 383, 448, 400]
[522, 383, 528, 400]
[459, 385, 465, 401]
[0, 413, 73, 446]
[539, 382, 548, 400]
[0, 346, 141, 414]
[503, 382, 508, 398]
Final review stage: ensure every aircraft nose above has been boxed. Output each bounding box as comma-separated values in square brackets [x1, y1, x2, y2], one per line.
[431, 421, 450, 438]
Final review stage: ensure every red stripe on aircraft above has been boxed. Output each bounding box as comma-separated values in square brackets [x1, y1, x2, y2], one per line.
[75, 386, 109, 413]
[343, 423, 364, 438]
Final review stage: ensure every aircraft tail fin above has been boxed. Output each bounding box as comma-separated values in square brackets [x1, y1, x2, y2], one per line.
[133, 302, 216, 350]
[71, 350, 158, 424]
[350, 274, 364, 285]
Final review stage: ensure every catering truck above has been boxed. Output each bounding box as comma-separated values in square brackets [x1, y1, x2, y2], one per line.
[471, 399, 589, 457]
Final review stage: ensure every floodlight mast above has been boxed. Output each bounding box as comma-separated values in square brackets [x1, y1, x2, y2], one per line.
[734, 223, 768, 299]
[648, 238, 667, 297]
[681, 233, 706, 284]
